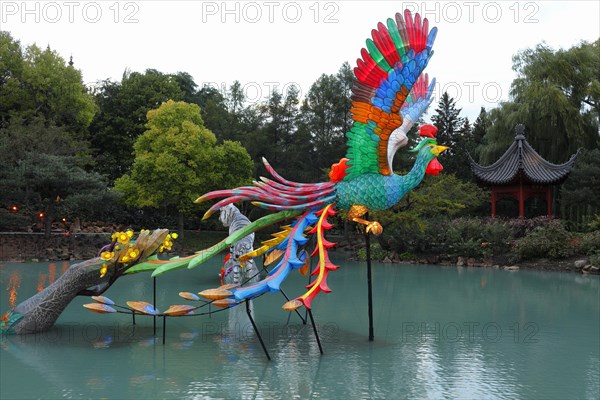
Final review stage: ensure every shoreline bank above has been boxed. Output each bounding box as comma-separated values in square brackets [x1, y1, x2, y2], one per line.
[1, 233, 597, 275]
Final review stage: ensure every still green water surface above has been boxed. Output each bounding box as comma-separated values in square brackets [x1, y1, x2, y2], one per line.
[1, 257, 598, 399]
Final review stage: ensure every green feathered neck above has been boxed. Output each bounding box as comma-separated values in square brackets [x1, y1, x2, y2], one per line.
[391, 144, 435, 200]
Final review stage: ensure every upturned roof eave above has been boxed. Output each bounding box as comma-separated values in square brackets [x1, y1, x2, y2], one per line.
[467, 129, 580, 185]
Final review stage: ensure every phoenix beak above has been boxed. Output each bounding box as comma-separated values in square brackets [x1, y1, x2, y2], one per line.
[432, 145, 449, 157]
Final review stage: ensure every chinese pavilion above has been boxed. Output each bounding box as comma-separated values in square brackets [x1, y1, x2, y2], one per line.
[468, 124, 579, 218]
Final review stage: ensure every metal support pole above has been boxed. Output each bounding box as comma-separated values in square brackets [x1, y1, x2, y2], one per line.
[280, 288, 306, 324]
[153, 277, 157, 335]
[246, 300, 271, 361]
[304, 247, 314, 325]
[308, 309, 324, 355]
[162, 315, 166, 345]
[132, 311, 136, 325]
[365, 212, 374, 342]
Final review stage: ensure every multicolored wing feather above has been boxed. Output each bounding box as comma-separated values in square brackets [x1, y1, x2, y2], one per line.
[402, 73, 436, 123]
[345, 10, 437, 179]
[384, 73, 436, 168]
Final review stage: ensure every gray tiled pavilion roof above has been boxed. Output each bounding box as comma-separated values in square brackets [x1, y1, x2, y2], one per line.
[468, 125, 579, 185]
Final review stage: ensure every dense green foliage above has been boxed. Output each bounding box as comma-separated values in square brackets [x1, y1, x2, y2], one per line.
[444, 218, 513, 259]
[513, 220, 576, 260]
[0, 148, 108, 236]
[0, 32, 96, 135]
[89, 70, 185, 181]
[560, 148, 600, 227]
[358, 216, 599, 264]
[114, 100, 253, 235]
[0, 118, 110, 235]
[370, 174, 487, 254]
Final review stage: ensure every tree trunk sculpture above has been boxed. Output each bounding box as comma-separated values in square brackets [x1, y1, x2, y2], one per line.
[1, 229, 169, 335]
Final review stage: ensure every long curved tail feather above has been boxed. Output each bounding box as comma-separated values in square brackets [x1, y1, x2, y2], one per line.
[251, 195, 337, 212]
[283, 204, 339, 310]
[230, 211, 318, 301]
[197, 158, 337, 220]
[200, 204, 340, 311]
[191, 158, 342, 309]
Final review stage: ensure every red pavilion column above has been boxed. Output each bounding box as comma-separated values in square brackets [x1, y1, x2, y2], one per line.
[546, 187, 553, 218]
[518, 184, 525, 219]
[491, 189, 497, 218]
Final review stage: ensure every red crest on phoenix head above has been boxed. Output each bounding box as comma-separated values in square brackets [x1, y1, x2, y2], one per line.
[419, 124, 438, 138]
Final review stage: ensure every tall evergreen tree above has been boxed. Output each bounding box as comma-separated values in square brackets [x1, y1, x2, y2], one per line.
[470, 107, 488, 162]
[431, 92, 465, 150]
[431, 92, 468, 177]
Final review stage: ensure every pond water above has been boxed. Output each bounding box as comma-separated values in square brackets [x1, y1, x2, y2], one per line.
[1, 256, 599, 399]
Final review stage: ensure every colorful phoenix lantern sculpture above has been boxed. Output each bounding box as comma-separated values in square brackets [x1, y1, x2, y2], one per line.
[127, 9, 447, 311]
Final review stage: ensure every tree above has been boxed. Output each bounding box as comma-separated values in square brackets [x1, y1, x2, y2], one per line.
[277, 85, 313, 181]
[480, 40, 600, 165]
[452, 118, 476, 180]
[431, 92, 470, 178]
[431, 92, 465, 149]
[0, 153, 107, 237]
[0, 32, 96, 135]
[173, 71, 200, 104]
[227, 80, 245, 116]
[252, 86, 304, 177]
[114, 100, 253, 236]
[89, 69, 184, 181]
[0, 116, 108, 235]
[0, 32, 27, 126]
[0, 115, 87, 165]
[560, 148, 600, 226]
[470, 107, 488, 162]
[196, 85, 230, 139]
[299, 63, 354, 179]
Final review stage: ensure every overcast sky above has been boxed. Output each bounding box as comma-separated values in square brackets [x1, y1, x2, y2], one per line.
[2, 1, 599, 121]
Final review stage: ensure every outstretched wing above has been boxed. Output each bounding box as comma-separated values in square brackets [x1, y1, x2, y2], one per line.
[386, 73, 436, 167]
[344, 10, 437, 180]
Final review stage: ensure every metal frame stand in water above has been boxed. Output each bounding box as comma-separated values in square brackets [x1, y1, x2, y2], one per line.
[365, 212, 374, 342]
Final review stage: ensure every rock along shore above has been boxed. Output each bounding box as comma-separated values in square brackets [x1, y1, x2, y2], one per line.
[0, 233, 111, 262]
